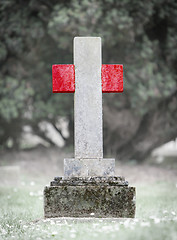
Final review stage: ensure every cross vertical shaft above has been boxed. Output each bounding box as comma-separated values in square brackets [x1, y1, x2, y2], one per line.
[74, 37, 103, 159]
[64, 37, 115, 177]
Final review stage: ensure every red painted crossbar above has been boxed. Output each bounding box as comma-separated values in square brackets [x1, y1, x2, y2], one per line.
[52, 64, 123, 93]
[102, 64, 123, 93]
[52, 65, 75, 93]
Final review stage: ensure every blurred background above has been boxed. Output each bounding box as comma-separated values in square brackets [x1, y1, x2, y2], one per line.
[0, 0, 177, 164]
[1, 2, 177, 237]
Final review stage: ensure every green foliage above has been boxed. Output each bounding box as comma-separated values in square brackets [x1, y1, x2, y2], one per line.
[0, 77, 34, 121]
[0, 0, 176, 148]
[47, 0, 177, 114]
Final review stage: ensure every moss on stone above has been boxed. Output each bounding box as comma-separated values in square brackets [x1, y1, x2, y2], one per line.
[44, 180, 136, 218]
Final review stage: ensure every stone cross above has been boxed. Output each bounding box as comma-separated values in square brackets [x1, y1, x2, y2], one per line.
[52, 37, 123, 178]
[44, 37, 135, 219]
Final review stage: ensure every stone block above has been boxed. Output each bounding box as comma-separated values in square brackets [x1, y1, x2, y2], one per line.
[74, 37, 103, 159]
[44, 177, 136, 218]
[64, 158, 115, 178]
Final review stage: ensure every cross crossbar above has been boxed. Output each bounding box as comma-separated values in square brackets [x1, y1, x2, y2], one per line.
[52, 64, 123, 93]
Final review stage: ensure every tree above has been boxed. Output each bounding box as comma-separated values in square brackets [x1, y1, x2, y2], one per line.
[0, 0, 176, 161]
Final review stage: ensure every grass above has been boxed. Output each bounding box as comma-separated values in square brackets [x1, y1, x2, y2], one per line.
[0, 179, 177, 240]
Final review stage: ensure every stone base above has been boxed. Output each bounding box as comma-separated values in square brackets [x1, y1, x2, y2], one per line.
[44, 177, 136, 218]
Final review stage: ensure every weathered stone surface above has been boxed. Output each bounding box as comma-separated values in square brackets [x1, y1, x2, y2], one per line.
[64, 158, 115, 177]
[102, 65, 123, 93]
[74, 37, 103, 159]
[44, 177, 136, 218]
[51, 176, 128, 186]
[52, 64, 75, 93]
[40, 217, 135, 224]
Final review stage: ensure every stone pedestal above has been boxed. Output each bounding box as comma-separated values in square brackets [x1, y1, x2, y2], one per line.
[44, 177, 136, 218]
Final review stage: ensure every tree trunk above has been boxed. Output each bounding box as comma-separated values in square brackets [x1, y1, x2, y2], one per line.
[103, 90, 177, 161]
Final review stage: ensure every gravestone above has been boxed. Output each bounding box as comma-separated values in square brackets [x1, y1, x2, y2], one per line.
[44, 37, 136, 218]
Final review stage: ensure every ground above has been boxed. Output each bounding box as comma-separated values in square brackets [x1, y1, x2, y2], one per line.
[0, 147, 177, 240]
